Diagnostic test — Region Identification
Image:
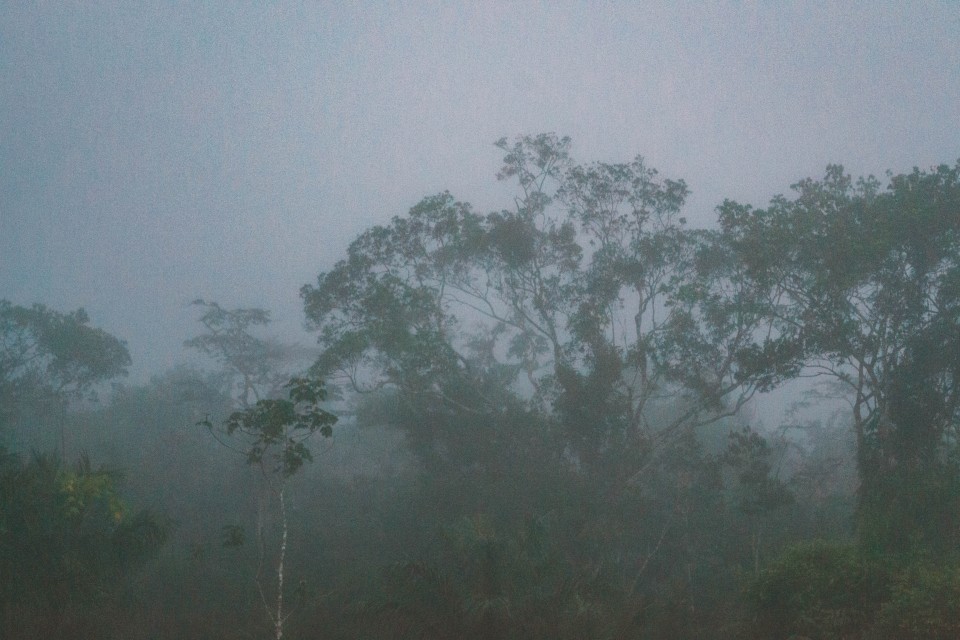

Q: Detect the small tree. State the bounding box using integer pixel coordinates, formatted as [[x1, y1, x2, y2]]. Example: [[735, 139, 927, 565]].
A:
[[722, 427, 794, 575], [199, 376, 336, 640]]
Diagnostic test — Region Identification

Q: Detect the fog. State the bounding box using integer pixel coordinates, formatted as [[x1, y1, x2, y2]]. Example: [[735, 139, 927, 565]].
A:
[[2, 3, 960, 639], [3, 3, 958, 382]]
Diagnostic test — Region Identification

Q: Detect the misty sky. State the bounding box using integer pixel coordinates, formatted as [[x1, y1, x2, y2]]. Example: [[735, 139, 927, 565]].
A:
[[2, 2, 959, 383]]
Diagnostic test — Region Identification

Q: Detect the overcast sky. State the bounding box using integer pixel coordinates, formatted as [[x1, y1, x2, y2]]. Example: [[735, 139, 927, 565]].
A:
[[2, 2, 959, 383]]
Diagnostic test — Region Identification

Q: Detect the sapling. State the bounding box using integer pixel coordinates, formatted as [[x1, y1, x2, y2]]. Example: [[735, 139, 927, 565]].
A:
[[199, 375, 336, 640]]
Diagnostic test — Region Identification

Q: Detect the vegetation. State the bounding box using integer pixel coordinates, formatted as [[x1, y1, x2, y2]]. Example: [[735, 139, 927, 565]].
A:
[[1, 137, 958, 638]]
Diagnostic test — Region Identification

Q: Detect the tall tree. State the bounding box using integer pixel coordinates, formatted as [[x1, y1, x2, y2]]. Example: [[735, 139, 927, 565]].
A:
[[719, 162, 960, 552], [302, 134, 772, 477], [299, 135, 781, 633]]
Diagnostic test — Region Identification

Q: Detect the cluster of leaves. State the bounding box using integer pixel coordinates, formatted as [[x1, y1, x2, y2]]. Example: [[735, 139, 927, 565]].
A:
[[872, 559, 960, 640], [201, 376, 337, 477], [723, 427, 793, 517], [0, 448, 168, 610], [746, 541, 888, 640]]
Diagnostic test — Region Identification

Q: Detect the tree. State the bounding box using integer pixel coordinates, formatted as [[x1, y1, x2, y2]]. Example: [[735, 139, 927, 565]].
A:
[[302, 134, 772, 480], [187, 300, 340, 636], [199, 376, 336, 640], [719, 161, 960, 553], [300, 134, 781, 634], [722, 427, 794, 575], [0, 301, 130, 452], [185, 299, 301, 408]]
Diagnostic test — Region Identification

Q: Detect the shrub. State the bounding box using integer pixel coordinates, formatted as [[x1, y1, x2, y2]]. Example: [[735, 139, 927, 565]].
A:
[[869, 560, 960, 640], [745, 540, 887, 640]]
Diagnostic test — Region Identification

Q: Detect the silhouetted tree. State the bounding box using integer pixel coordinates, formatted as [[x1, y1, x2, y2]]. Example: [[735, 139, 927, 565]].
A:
[[719, 161, 960, 553], [0, 300, 130, 452]]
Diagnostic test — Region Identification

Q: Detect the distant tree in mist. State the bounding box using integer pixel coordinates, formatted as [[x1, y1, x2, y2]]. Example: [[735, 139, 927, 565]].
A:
[[185, 299, 301, 408], [0, 300, 130, 457], [302, 133, 775, 480]]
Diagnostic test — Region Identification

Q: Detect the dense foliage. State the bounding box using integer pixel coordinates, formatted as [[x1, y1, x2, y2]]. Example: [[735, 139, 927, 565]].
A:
[[718, 162, 960, 555], [2, 140, 958, 638], [0, 449, 167, 636], [0, 301, 130, 444]]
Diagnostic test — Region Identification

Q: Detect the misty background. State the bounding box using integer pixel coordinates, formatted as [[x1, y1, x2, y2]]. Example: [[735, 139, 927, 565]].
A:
[[5, 4, 960, 639], [3, 2, 959, 386]]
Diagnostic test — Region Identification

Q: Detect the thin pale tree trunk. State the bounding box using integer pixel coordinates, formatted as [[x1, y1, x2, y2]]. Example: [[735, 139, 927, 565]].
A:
[[274, 485, 288, 640]]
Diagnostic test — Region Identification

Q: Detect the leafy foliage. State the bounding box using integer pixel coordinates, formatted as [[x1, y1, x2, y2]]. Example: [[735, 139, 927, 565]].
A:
[[720, 161, 960, 553], [0, 448, 168, 608], [872, 559, 960, 640], [203, 376, 336, 477], [746, 541, 888, 640], [0, 300, 130, 434]]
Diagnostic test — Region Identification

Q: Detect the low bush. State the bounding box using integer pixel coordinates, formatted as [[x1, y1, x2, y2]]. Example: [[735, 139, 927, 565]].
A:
[[745, 540, 887, 640]]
